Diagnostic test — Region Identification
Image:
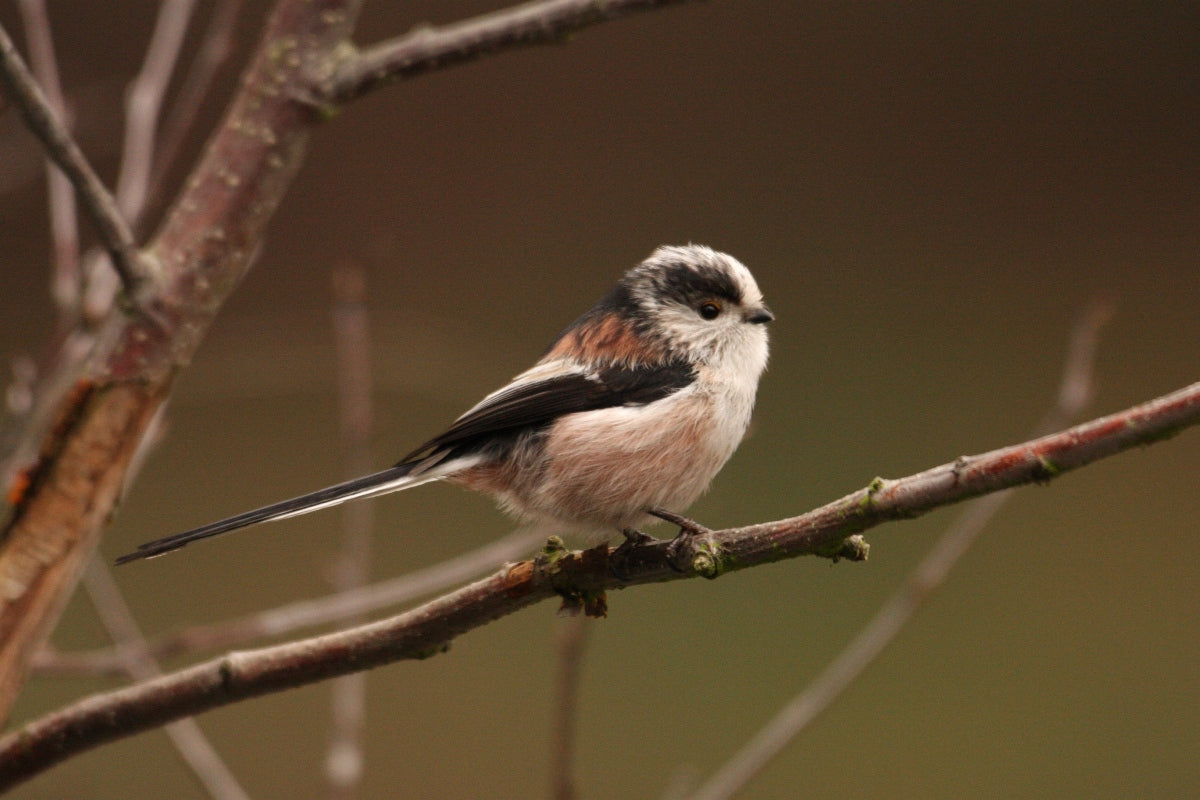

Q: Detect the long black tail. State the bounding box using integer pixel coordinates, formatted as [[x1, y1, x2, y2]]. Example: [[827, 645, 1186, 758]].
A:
[[115, 464, 421, 564]]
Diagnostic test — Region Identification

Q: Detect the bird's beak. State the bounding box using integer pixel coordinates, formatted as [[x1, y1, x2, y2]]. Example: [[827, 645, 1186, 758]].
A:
[[745, 305, 774, 325]]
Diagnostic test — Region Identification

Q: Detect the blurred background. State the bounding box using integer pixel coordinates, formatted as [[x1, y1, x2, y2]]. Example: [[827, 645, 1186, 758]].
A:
[[1, 1, 1197, 797]]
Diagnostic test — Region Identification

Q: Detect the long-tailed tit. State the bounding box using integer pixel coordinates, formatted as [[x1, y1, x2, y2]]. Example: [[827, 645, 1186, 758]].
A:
[[117, 244, 773, 565]]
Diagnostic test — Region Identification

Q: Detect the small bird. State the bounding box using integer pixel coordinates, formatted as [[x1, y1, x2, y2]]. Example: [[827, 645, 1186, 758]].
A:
[[116, 244, 772, 565]]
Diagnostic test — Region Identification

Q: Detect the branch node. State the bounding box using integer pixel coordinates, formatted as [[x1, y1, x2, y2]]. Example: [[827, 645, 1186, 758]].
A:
[[689, 539, 724, 579], [952, 455, 969, 481], [859, 477, 886, 510], [827, 535, 870, 563], [1032, 454, 1060, 483], [539, 538, 609, 618]]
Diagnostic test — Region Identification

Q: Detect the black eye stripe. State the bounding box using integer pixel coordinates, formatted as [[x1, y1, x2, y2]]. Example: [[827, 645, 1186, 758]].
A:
[[656, 262, 743, 308]]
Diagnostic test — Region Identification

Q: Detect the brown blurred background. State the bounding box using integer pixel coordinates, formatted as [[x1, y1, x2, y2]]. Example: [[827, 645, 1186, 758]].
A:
[[1, 1, 1197, 797]]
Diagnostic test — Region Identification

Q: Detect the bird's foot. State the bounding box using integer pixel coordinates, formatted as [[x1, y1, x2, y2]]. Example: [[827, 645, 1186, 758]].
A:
[[647, 507, 714, 573], [609, 528, 656, 579]]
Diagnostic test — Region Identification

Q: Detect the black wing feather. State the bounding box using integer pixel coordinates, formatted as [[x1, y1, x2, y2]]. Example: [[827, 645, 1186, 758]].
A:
[[398, 360, 695, 464]]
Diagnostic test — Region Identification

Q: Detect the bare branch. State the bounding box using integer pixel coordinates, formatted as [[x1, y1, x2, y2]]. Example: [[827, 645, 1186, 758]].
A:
[[326, 0, 703, 104], [115, 0, 197, 223], [685, 301, 1113, 800], [34, 527, 546, 676], [150, 0, 244, 200], [78, 0, 197, 321], [0, 21, 147, 297], [2, 379, 1197, 791], [15, 0, 80, 311], [81, 562, 250, 800], [324, 263, 375, 799], [550, 614, 590, 800]]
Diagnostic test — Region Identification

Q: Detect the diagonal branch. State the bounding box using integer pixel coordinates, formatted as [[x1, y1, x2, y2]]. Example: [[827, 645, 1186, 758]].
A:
[[33, 528, 545, 675], [326, 0, 703, 104], [1, 379, 1197, 791], [0, 21, 148, 298], [15, 0, 80, 312], [149, 0, 244, 204], [80, 561, 250, 800]]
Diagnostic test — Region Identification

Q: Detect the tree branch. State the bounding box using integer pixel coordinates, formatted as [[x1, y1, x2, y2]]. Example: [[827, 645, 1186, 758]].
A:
[[325, 0, 703, 105], [0, 0, 366, 728], [15, 0, 81, 312], [149, 0, 244, 206], [0, 21, 148, 298], [33, 527, 546, 676], [324, 263, 376, 798], [1, 379, 1197, 791], [550, 614, 590, 800]]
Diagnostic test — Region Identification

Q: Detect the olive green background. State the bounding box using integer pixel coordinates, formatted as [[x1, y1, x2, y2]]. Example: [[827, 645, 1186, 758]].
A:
[[1, 2, 1197, 797]]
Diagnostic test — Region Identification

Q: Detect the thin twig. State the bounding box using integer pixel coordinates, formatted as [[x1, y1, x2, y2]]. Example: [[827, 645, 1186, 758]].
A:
[[551, 614, 590, 800], [0, 21, 146, 297], [15, 0, 80, 313], [327, 0, 702, 104], [115, 0, 197, 222], [2, 378, 1198, 791], [149, 0, 244, 200], [34, 527, 546, 676], [81, 562, 250, 800], [324, 263, 375, 799], [81, 0, 196, 321], [684, 301, 1113, 800], [78, 401, 246, 799]]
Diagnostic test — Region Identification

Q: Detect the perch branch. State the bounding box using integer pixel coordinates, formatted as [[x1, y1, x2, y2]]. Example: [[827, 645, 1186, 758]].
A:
[[1, 378, 1197, 791]]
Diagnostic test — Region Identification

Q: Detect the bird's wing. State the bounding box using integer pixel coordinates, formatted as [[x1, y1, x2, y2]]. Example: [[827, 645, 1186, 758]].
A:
[[398, 359, 696, 464]]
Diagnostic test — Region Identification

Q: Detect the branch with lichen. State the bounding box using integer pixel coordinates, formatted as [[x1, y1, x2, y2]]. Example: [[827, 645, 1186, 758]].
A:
[[1, 378, 1197, 791]]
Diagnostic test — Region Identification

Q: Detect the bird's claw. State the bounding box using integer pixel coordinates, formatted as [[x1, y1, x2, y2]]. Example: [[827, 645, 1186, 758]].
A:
[[609, 511, 715, 578], [609, 528, 656, 579], [648, 508, 714, 573]]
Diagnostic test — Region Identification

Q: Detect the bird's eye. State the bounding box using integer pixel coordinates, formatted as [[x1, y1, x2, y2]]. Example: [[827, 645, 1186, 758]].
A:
[[698, 301, 722, 320]]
